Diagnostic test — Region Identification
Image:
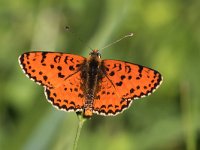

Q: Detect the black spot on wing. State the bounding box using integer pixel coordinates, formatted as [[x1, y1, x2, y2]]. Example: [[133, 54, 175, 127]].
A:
[[128, 76, 132, 80], [41, 52, 47, 63], [113, 63, 122, 71], [136, 77, 140, 80], [69, 66, 75, 71], [125, 65, 131, 73], [58, 72, 65, 78], [116, 81, 123, 86], [78, 93, 84, 98], [54, 55, 61, 63], [138, 66, 143, 77], [64, 99, 68, 103], [138, 65, 143, 74], [130, 88, 134, 93], [50, 64, 54, 68], [70, 101, 75, 106], [108, 104, 113, 108], [74, 88, 78, 92], [100, 105, 106, 109], [43, 76, 48, 81], [64, 56, 69, 64], [76, 64, 81, 68], [101, 91, 106, 95], [109, 71, 115, 76], [121, 75, 126, 80], [57, 66, 62, 71]]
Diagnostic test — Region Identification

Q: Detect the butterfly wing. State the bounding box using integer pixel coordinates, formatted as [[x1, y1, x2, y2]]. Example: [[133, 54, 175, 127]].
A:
[[19, 51, 86, 112], [93, 59, 163, 116], [93, 75, 133, 116]]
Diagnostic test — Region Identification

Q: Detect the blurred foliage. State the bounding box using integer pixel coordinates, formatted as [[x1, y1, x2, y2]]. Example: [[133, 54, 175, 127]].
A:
[[0, 0, 199, 150]]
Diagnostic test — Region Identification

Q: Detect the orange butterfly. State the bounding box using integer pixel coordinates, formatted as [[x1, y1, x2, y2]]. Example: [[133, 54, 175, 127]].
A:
[[19, 50, 163, 117]]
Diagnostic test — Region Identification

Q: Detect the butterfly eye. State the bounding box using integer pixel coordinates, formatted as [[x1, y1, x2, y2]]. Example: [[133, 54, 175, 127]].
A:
[[97, 52, 101, 58], [89, 50, 101, 58]]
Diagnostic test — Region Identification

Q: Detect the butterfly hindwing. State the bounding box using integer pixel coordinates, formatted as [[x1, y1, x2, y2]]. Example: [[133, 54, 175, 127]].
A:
[[45, 71, 85, 112], [93, 75, 132, 116]]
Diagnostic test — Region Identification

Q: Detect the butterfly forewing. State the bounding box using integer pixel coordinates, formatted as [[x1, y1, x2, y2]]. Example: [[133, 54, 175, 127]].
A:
[[19, 52, 86, 111], [103, 60, 162, 99]]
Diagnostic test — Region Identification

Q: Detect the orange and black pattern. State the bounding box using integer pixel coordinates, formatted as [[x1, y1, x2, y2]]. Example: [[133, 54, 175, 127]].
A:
[[19, 50, 163, 117]]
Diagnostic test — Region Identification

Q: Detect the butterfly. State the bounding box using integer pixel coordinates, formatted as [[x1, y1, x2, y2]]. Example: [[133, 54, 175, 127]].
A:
[[18, 50, 163, 117]]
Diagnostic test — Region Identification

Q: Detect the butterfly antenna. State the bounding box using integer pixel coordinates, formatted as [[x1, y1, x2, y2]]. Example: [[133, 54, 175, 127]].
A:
[[101, 32, 134, 50], [65, 26, 93, 50]]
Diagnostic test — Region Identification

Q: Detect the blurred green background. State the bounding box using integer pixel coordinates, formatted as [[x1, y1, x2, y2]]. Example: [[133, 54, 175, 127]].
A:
[[0, 0, 199, 150]]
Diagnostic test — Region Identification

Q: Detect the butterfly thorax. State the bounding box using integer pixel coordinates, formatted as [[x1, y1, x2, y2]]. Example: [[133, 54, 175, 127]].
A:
[[81, 50, 103, 117]]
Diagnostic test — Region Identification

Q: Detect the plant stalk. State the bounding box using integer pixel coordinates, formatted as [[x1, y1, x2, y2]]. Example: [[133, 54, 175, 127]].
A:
[[73, 113, 87, 150]]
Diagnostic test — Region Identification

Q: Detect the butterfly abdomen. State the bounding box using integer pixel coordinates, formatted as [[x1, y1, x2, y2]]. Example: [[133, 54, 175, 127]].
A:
[[80, 56, 102, 116]]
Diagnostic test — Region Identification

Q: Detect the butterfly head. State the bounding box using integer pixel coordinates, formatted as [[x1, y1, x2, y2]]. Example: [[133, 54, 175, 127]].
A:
[[89, 49, 101, 59]]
